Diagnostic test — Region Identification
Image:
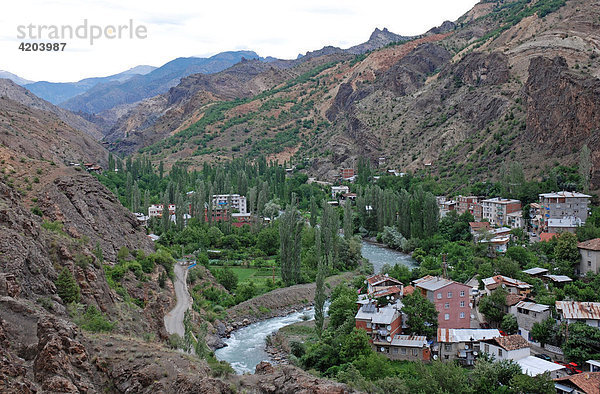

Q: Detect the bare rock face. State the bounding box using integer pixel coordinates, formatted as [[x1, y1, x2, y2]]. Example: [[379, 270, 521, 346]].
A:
[[40, 174, 154, 262], [452, 52, 510, 87], [523, 56, 600, 155], [0, 317, 36, 393], [33, 316, 94, 392], [242, 363, 350, 394]]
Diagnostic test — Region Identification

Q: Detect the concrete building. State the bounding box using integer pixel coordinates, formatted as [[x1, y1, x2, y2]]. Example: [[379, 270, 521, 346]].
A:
[[387, 335, 431, 362], [506, 211, 524, 229], [436, 328, 500, 365], [548, 217, 583, 234], [413, 276, 472, 329], [510, 301, 551, 344], [365, 274, 403, 296], [331, 185, 350, 199], [457, 196, 483, 220], [539, 191, 591, 231], [556, 301, 600, 328], [148, 204, 176, 218], [577, 238, 600, 275], [212, 194, 247, 214], [482, 275, 532, 296], [481, 198, 522, 227]]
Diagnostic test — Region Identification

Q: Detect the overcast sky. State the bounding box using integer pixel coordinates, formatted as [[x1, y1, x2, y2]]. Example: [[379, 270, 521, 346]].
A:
[[1, 0, 478, 82]]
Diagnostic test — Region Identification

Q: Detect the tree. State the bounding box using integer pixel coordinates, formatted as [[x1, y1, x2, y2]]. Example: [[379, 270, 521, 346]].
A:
[[554, 232, 580, 267], [314, 228, 326, 338], [279, 203, 303, 285], [343, 200, 353, 239], [510, 373, 555, 394], [257, 226, 279, 255], [531, 316, 560, 347], [215, 267, 238, 291], [310, 196, 318, 227], [471, 358, 521, 394], [55, 267, 81, 304], [500, 313, 518, 335], [563, 322, 600, 364], [580, 144, 592, 192], [401, 292, 438, 338], [479, 287, 507, 325], [263, 200, 281, 221]]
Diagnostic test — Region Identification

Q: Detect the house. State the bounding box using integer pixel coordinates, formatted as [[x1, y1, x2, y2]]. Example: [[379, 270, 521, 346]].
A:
[[506, 211, 524, 229], [436, 328, 500, 365], [510, 301, 551, 344], [413, 276, 472, 329], [457, 196, 483, 220], [440, 200, 458, 218], [212, 194, 247, 214], [341, 168, 355, 180], [548, 217, 583, 234], [539, 191, 591, 232], [556, 301, 600, 328], [587, 360, 600, 372], [555, 372, 600, 394], [148, 204, 176, 218], [522, 267, 549, 278], [331, 185, 350, 199], [482, 335, 567, 378], [133, 212, 149, 226], [543, 274, 573, 285], [482, 275, 532, 296], [481, 198, 522, 227], [386, 335, 431, 361], [231, 212, 252, 228], [341, 193, 357, 203], [477, 227, 512, 253], [577, 238, 600, 275], [529, 203, 543, 233], [365, 274, 403, 295], [469, 222, 491, 237]]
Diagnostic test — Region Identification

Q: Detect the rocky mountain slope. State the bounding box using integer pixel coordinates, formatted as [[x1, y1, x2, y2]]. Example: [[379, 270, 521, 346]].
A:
[[0, 70, 33, 86], [25, 65, 156, 105], [61, 51, 261, 117], [0, 79, 104, 139], [105, 0, 600, 189]]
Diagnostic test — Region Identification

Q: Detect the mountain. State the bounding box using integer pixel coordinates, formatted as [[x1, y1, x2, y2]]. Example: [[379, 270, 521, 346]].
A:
[[24, 65, 157, 105], [0, 78, 103, 139], [346, 27, 413, 54], [0, 70, 33, 85], [104, 0, 600, 189], [60, 50, 260, 116]]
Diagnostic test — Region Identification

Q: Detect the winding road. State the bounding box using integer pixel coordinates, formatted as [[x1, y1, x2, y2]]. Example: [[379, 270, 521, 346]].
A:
[[164, 263, 192, 337]]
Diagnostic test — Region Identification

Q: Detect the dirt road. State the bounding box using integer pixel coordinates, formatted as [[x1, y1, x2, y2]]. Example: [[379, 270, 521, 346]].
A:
[[164, 263, 191, 337]]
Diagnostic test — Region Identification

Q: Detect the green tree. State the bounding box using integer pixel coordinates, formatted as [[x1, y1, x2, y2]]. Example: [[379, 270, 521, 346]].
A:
[[554, 232, 580, 267], [479, 287, 507, 325], [563, 322, 600, 364], [500, 313, 518, 335], [310, 196, 318, 227], [343, 200, 353, 239], [314, 232, 326, 338], [215, 267, 238, 291], [510, 373, 555, 394], [401, 292, 438, 338], [531, 316, 559, 347], [279, 203, 303, 285], [339, 328, 371, 363], [55, 267, 81, 304], [471, 357, 521, 394]]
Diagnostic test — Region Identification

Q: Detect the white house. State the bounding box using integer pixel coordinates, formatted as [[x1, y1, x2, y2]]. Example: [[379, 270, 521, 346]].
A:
[[331, 185, 350, 199]]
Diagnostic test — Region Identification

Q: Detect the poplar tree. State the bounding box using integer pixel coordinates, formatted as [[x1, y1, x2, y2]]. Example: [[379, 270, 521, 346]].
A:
[[310, 196, 318, 227], [279, 203, 302, 285], [343, 200, 353, 239], [314, 256, 326, 337]]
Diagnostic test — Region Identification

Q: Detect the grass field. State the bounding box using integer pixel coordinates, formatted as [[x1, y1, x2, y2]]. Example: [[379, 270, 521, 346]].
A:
[[208, 265, 281, 285]]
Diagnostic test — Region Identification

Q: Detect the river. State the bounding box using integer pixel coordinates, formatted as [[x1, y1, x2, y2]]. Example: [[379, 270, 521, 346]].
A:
[[361, 241, 416, 273], [214, 241, 414, 373]]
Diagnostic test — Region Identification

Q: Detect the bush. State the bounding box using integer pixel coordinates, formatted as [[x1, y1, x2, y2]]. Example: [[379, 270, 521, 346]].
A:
[[78, 305, 115, 332], [55, 267, 81, 303]]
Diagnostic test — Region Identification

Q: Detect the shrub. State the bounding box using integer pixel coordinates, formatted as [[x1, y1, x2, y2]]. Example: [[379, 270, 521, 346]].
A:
[[55, 267, 81, 303]]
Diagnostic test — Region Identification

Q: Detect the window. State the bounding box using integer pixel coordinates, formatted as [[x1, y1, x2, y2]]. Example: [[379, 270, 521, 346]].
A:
[[393, 348, 398, 354], [437, 292, 442, 299], [366, 322, 371, 328], [589, 261, 592, 268], [460, 291, 465, 297], [447, 291, 453, 298], [445, 303, 450, 309], [460, 301, 466, 307], [412, 349, 418, 356], [498, 349, 503, 357], [444, 344, 451, 351], [484, 344, 489, 353], [401, 348, 407, 355], [444, 313, 450, 321], [460, 312, 465, 319]]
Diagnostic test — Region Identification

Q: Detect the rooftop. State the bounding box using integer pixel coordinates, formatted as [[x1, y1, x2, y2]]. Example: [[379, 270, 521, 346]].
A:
[[482, 197, 521, 204], [522, 267, 549, 276], [578, 238, 600, 251], [482, 275, 532, 290], [413, 276, 470, 292], [469, 222, 491, 231], [482, 334, 530, 351], [366, 274, 403, 287], [554, 372, 600, 394], [515, 301, 550, 313], [437, 328, 501, 343], [390, 335, 428, 348], [539, 191, 591, 199], [543, 274, 573, 283], [556, 301, 600, 320], [506, 294, 525, 306], [355, 302, 400, 325], [515, 356, 565, 377], [540, 232, 558, 242]]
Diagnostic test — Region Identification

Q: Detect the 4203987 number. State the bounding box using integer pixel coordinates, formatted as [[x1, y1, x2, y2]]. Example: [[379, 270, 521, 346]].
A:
[[18, 42, 66, 51]]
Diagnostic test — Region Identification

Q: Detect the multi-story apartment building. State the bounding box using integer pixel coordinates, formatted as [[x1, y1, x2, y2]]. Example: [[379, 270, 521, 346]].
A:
[[457, 196, 483, 220], [481, 198, 521, 227], [539, 191, 591, 231], [212, 194, 247, 214], [148, 204, 176, 218], [413, 276, 473, 329]]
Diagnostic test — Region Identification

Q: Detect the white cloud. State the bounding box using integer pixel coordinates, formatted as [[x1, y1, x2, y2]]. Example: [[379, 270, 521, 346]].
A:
[[0, 0, 479, 82]]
